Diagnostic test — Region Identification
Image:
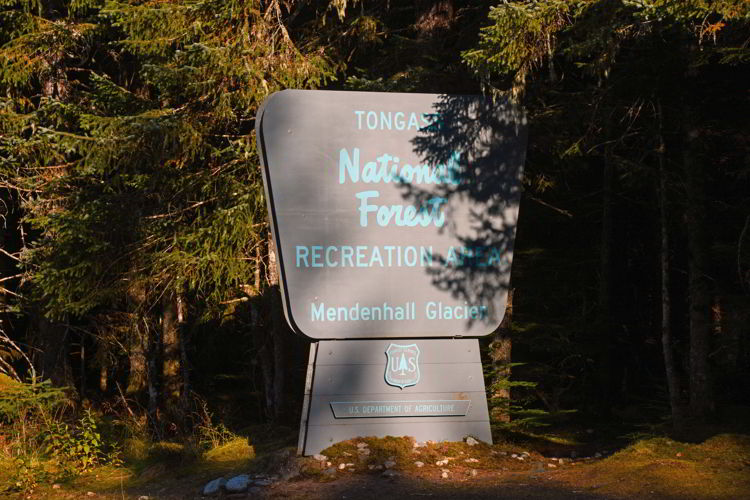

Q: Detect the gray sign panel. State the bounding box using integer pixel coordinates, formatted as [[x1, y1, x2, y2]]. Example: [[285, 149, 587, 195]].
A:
[[257, 90, 526, 339]]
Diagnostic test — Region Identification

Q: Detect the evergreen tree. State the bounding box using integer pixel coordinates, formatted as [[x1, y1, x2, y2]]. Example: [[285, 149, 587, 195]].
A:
[[463, 0, 750, 424], [1, 0, 334, 427]]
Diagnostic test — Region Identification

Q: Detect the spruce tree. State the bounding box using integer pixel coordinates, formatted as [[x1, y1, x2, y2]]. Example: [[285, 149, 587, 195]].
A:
[[1, 0, 334, 425]]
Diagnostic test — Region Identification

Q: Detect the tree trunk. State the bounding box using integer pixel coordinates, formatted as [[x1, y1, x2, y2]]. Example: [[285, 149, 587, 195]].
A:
[[265, 236, 286, 420], [683, 119, 714, 421], [95, 337, 110, 394], [491, 288, 514, 423], [598, 145, 618, 405], [99, 363, 108, 393], [267, 233, 279, 286], [126, 325, 147, 395], [177, 293, 190, 409], [657, 100, 684, 428], [600, 149, 613, 326], [126, 273, 148, 395], [162, 292, 181, 413], [147, 322, 161, 435], [255, 240, 263, 293], [79, 332, 86, 398], [30, 313, 74, 389], [270, 287, 286, 420]]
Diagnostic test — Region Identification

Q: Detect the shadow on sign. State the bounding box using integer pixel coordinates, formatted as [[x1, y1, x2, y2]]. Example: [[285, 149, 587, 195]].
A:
[[403, 95, 527, 328]]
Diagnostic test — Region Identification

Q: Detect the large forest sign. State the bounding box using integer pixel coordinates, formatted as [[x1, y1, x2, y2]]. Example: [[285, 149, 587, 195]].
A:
[[256, 90, 527, 340], [256, 90, 527, 454]]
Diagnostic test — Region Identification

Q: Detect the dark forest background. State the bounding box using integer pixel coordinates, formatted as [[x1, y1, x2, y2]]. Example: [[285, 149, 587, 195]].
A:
[[1, 0, 749, 481]]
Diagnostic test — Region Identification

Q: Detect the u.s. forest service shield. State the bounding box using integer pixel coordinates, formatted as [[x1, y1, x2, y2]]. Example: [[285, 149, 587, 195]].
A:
[[384, 343, 421, 389]]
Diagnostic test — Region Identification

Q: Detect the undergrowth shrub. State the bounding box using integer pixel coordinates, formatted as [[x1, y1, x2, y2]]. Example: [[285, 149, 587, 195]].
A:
[[0, 377, 121, 494], [484, 361, 557, 432], [42, 409, 122, 474], [0, 375, 68, 457], [191, 394, 239, 450]]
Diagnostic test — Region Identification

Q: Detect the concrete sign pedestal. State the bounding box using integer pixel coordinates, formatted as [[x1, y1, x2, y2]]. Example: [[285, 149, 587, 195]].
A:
[[298, 338, 491, 455]]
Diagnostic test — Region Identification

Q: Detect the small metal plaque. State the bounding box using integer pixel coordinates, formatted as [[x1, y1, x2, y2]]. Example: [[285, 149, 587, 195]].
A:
[[330, 400, 471, 418]]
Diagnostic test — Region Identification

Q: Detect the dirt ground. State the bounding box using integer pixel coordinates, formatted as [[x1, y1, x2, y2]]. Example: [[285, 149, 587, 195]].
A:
[[10, 434, 750, 500], [29, 461, 750, 500]]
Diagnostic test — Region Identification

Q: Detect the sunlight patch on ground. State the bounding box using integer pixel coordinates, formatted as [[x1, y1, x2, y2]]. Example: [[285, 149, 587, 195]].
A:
[[556, 434, 750, 499]]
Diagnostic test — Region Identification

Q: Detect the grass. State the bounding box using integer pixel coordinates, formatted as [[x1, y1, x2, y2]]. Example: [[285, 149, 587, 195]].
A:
[[0, 433, 257, 498], [555, 433, 750, 499], [2, 427, 749, 499]]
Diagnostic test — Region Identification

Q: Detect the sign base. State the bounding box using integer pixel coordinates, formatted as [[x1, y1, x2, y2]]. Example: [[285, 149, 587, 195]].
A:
[[298, 339, 492, 456]]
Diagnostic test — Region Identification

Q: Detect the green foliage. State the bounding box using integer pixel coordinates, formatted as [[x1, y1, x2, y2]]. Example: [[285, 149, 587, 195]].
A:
[[190, 394, 239, 450], [202, 437, 254, 463], [42, 410, 119, 473], [0, 377, 67, 435], [0, 0, 748, 467], [0, 0, 336, 323], [485, 361, 554, 431], [7, 455, 50, 495], [0, 376, 123, 493], [463, 0, 750, 91], [463, 0, 572, 89]]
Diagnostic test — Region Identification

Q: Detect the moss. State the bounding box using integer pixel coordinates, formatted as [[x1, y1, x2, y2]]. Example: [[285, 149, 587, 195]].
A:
[[122, 438, 149, 463], [147, 441, 187, 462], [0, 373, 21, 391], [320, 436, 518, 473], [557, 433, 750, 499], [203, 437, 255, 463], [0, 458, 13, 489], [71, 465, 134, 491], [322, 435, 416, 468]]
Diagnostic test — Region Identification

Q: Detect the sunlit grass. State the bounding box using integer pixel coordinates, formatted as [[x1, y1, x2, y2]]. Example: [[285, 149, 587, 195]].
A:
[[558, 434, 750, 499]]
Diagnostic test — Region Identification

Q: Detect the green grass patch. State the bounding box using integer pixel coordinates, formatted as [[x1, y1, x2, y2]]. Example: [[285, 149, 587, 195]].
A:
[[567, 433, 750, 499], [203, 437, 254, 464]]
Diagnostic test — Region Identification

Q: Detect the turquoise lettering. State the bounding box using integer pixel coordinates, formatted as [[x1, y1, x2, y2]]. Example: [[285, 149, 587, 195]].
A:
[[408, 112, 419, 129], [356, 190, 380, 227], [296, 246, 309, 267], [325, 246, 338, 267], [356, 246, 367, 267], [341, 246, 354, 267], [312, 303, 324, 321], [339, 148, 360, 183], [369, 246, 383, 267], [311, 246, 323, 267], [394, 112, 405, 130], [379, 111, 392, 130]]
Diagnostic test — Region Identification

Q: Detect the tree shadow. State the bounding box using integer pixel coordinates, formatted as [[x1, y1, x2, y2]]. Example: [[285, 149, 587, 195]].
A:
[[401, 94, 527, 328]]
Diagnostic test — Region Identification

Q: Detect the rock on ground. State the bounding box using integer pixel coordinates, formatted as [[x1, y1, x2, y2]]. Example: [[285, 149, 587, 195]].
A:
[[202, 478, 225, 496], [225, 474, 251, 493]]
